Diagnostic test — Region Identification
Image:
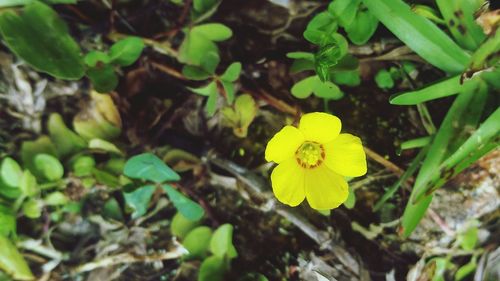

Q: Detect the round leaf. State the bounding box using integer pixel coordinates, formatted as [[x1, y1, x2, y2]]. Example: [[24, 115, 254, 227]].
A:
[[109, 37, 145, 67], [33, 154, 64, 182], [123, 153, 180, 183]]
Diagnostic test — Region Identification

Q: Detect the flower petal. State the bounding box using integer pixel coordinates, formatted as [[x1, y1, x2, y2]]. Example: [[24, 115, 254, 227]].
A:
[[265, 125, 304, 163], [299, 112, 341, 143], [270, 158, 306, 207], [305, 166, 348, 210], [324, 134, 367, 177]]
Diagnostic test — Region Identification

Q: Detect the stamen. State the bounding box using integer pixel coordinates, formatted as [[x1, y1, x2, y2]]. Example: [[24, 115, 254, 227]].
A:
[[295, 142, 325, 169]]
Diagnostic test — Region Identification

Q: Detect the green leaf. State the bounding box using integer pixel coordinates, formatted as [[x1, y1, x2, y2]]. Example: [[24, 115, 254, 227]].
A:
[[198, 256, 226, 281], [0, 158, 22, 188], [401, 79, 487, 237], [71, 155, 95, 177], [313, 79, 343, 100], [84, 51, 111, 67], [0, 1, 84, 79], [20, 136, 58, 179], [468, 30, 500, 73], [171, 212, 201, 239], [221, 94, 257, 137], [92, 168, 120, 187], [390, 75, 462, 105], [33, 154, 64, 182], [375, 69, 394, 89], [193, 0, 218, 14], [124, 185, 156, 219], [179, 31, 218, 66], [103, 198, 124, 221], [290, 59, 315, 73], [0, 205, 16, 237], [329, 0, 361, 27], [454, 256, 477, 281], [286, 52, 314, 60], [188, 81, 217, 97], [182, 65, 211, 81], [306, 11, 338, 35], [362, 0, 470, 73], [344, 185, 355, 209], [291, 76, 316, 99], [88, 138, 123, 155], [192, 23, 232, 42], [87, 64, 119, 93], [162, 184, 204, 221], [183, 226, 213, 259], [431, 258, 448, 281], [398, 136, 431, 155], [47, 113, 87, 158], [210, 223, 237, 259], [22, 198, 41, 219], [44, 191, 68, 206], [458, 224, 478, 251], [436, 0, 485, 51], [0, 235, 34, 281], [200, 51, 220, 74], [331, 70, 360, 86], [123, 153, 180, 183], [19, 170, 38, 197], [109, 37, 145, 67], [221, 80, 235, 104], [345, 7, 379, 45], [220, 62, 242, 82], [205, 90, 218, 116]]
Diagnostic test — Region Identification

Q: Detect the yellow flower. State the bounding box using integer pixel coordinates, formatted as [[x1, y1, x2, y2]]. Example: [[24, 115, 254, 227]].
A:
[[265, 112, 367, 210]]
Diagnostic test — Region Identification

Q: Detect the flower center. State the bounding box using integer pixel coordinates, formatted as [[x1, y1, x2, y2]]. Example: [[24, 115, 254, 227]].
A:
[[295, 142, 325, 169]]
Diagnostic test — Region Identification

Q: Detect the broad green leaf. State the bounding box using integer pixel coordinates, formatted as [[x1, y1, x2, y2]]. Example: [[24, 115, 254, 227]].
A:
[[0, 1, 84, 79], [363, 0, 470, 73], [290, 59, 315, 73], [188, 81, 217, 97], [183, 226, 213, 259], [431, 258, 448, 281], [171, 212, 201, 239], [88, 138, 123, 155], [329, 0, 361, 27], [84, 51, 111, 67], [201, 52, 220, 74], [92, 168, 120, 187], [220, 62, 242, 82], [87, 64, 119, 93], [192, 23, 232, 42], [162, 184, 204, 221], [33, 154, 64, 182], [210, 223, 237, 258], [345, 7, 379, 45], [71, 155, 96, 177], [291, 76, 316, 98], [103, 158, 125, 175], [198, 255, 226, 281], [44, 191, 68, 206], [375, 69, 394, 89], [0, 205, 16, 237], [103, 198, 124, 221], [313, 79, 343, 100], [306, 11, 337, 34], [0, 158, 22, 188], [458, 224, 478, 251], [19, 170, 38, 197], [47, 113, 87, 158], [22, 198, 41, 219], [331, 70, 360, 86], [0, 235, 34, 281], [20, 136, 58, 179], [182, 65, 211, 81], [124, 153, 180, 183], [390, 75, 462, 105], [221, 94, 257, 137], [436, 0, 485, 51], [109, 37, 145, 66], [124, 185, 156, 219], [179, 31, 218, 66], [401, 79, 487, 237]]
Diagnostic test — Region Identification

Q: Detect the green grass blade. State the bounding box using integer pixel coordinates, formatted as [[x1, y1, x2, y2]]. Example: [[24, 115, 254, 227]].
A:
[[390, 75, 462, 105], [363, 0, 469, 73]]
